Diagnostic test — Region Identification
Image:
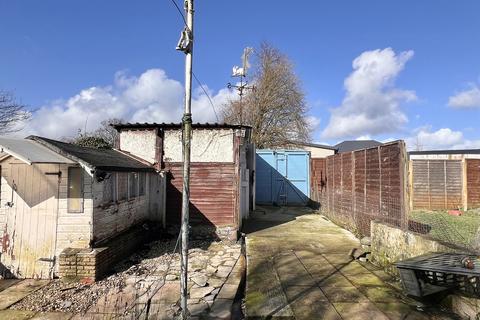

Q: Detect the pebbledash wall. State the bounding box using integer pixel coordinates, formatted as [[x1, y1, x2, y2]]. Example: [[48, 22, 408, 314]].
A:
[[117, 125, 252, 240]]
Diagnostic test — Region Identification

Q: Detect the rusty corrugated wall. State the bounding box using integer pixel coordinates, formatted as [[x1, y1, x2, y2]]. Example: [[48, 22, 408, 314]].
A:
[[165, 163, 236, 227]]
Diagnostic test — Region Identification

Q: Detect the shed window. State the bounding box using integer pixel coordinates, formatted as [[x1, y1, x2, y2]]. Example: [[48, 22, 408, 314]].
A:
[[103, 173, 117, 204], [68, 167, 84, 213], [139, 172, 146, 196], [117, 172, 128, 201], [129, 172, 139, 199]]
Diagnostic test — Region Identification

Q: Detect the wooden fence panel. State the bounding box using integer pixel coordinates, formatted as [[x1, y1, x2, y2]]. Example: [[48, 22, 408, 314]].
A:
[[323, 141, 407, 236], [411, 160, 462, 210], [467, 159, 480, 208]]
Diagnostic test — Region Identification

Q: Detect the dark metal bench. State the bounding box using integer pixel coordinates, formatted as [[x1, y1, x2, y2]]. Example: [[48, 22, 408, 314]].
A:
[[396, 253, 480, 297]]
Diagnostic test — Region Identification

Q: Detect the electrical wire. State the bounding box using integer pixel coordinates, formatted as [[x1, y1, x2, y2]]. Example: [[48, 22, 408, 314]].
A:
[[193, 72, 220, 122], [169, 0, 188, 27]]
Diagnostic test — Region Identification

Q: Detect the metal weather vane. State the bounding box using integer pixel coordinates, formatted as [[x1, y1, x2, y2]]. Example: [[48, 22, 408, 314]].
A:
[[227, 47, 255, 125]]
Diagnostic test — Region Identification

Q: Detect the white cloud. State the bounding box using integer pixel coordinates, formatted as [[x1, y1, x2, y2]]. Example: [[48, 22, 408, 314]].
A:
[[306, 115, 321, 131], [15, 69, 236, 139], [356, 135, 372, 140], [448, 84, 480, 108], [322, 48, 416, 140], [406, 127, 480, 151]]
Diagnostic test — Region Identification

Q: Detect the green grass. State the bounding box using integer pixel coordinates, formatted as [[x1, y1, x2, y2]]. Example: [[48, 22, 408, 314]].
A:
[[410, 209, 480, 249]]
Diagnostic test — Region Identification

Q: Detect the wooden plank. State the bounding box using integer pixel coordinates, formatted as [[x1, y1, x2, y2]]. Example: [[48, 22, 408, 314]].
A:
[[467, 159, 480, 208]]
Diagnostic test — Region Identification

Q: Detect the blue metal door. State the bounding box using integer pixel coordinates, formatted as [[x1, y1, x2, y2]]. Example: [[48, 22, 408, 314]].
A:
[[256, 150, 310, 206]]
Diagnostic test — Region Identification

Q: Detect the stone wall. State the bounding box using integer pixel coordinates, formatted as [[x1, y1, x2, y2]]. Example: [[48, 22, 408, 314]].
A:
[[370, 220, 458, 275], [59, 223, 155, 281], [370, 221, 480, 319]]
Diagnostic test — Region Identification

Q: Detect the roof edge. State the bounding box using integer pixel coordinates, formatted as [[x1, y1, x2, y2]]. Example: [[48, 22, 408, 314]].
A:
[[27, 135, 92, 171], [409, 149, 480, 155], [285, 140, 337, 151], [112, 122, 253, 131]]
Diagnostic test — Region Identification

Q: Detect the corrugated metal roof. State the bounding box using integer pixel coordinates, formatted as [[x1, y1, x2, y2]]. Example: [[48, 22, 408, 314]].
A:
[[0, 137, 75, 164], [113, 122, 252, 130], [29, 136, 155, 172]]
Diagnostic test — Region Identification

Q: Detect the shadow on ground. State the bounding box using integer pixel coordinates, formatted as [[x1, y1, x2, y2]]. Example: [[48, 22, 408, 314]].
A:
[[244, 206, 461, 320]]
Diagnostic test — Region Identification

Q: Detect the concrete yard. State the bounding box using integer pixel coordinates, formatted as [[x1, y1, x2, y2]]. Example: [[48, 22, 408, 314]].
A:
[[244, 206, 459, 320]]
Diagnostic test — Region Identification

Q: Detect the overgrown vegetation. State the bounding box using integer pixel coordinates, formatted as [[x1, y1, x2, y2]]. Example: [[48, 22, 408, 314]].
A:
[[68, 118, 123, 149], [410, 209, 480, 249]]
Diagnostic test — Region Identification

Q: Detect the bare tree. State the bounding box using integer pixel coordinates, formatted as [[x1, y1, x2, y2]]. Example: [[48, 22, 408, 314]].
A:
[[0, 92, 31, 134], [93, 118, 123, 147], [223, 43, 311, 148], [67, 118, 124, 149]]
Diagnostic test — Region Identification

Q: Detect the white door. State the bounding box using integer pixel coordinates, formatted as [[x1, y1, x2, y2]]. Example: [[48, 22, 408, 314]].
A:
[[1, 162, 60, 279]]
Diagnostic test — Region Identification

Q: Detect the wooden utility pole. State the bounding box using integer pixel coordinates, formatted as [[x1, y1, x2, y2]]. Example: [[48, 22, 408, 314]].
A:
[[176, 0, 194, 318]]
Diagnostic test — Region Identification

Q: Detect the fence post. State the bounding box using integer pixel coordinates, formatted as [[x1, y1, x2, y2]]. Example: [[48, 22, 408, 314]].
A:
[[378, 146, 382, 216], [462, 157, 468, 210], [400, 141, 410, 230], [408, 159, 413, 212], [352, 151, 356, 233]]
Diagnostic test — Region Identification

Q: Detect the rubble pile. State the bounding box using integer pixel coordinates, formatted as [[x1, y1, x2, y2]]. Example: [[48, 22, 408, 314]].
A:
[[11, 238, 242, 315]]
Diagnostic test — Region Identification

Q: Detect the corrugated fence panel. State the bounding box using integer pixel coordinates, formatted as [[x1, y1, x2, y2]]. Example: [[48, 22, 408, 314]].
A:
[[467, 159, 480, 208], [165, 163, 235, 226]]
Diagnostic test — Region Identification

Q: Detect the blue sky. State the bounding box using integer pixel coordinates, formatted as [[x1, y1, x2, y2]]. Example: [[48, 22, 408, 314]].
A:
[[1, 0, 480, 149]]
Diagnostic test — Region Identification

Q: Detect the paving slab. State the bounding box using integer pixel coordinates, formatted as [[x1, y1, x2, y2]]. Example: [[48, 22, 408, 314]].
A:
[[0, 280, 49, 310], [321, 285, 368, 302], [0, 309, 36, 320], [0, 279, 21, 293], [244, 206, 454, 320], [30, 312, 74, 320], [374, 302, 430, 320], [333, 302, 390, 320], [284, 285, 328, 303]]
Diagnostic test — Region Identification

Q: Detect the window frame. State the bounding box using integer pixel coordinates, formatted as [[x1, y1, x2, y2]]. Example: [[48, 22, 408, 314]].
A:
[[139, 172, 146, 197], [128, 172, 139, 200], [117, 172, 128, 202], [103, 172, 117, 205], [67, 166, 84, 213]]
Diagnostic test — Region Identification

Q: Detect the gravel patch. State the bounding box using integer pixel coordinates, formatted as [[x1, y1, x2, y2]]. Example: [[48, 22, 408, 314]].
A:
[[10, 238, 241, 315]]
